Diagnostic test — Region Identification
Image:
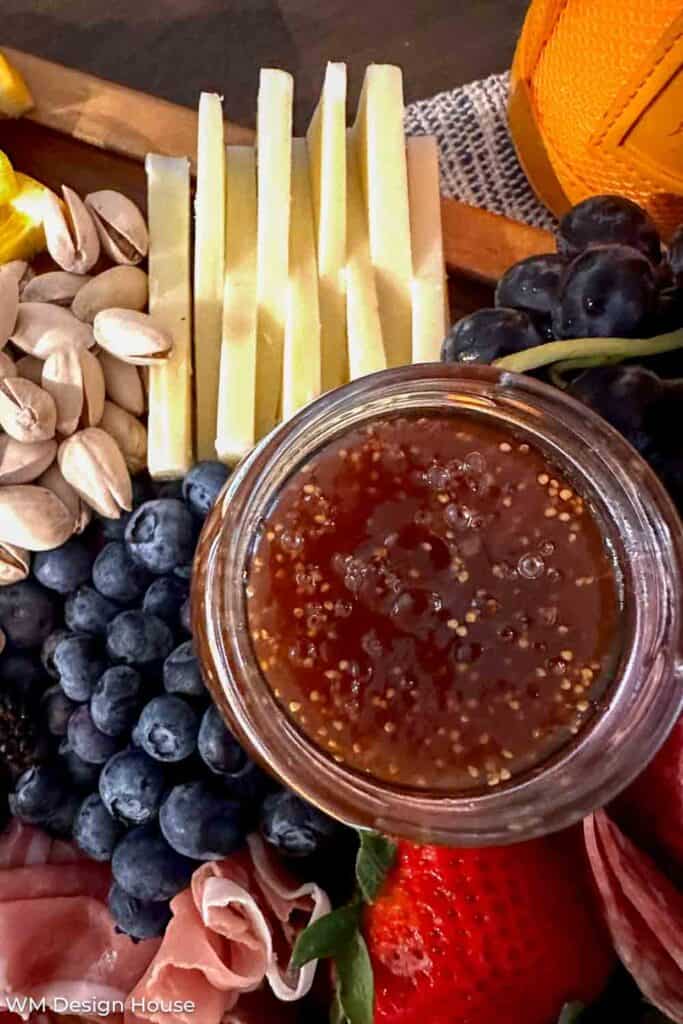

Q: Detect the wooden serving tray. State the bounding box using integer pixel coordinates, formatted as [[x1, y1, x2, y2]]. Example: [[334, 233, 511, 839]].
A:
[[0, 47, 555, 316]]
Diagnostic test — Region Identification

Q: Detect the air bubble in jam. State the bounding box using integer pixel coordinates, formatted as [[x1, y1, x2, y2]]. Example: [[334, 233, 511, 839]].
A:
[[246, 413, 620, 792]]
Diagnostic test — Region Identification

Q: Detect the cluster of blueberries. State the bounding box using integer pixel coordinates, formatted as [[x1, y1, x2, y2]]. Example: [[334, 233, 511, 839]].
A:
[[441, 195, 683, 509], [0, 462, 340, 940]]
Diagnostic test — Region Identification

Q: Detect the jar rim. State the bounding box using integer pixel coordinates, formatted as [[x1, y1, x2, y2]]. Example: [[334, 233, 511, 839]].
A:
[[198, 364, 683, 844]]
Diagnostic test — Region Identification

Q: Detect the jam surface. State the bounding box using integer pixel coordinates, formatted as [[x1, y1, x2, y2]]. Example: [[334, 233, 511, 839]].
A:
[[246, 414, 620, 791]]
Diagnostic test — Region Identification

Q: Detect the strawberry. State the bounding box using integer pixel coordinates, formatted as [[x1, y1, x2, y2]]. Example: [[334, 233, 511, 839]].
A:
[[364, 832, 614, 1024]]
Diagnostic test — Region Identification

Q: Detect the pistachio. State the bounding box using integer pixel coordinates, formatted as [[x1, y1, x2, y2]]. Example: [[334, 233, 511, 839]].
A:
[[93, 308, 172, 365], [41, 346, 83, 436], [0, 435, 57, 484], [0, 261, 33, 294], [11, 303, 95, 359], [0, 485, 75, 551], [0, 377, 57, 442], [97, 349, 146, 416], [79, 348, 106, 427], [85, 190, 148, 266], [42, 185, 100, 274], [38, 462, 92, 534], [0, 271, 19, 349], [0, 351, 17, 381], [72, 266, 148, 323], [15, 354, 43, 386], [58, 427, 132, 518], [99, 400, 148, 475], [22, 271, 91, 307], [0, 542, 30, 586]]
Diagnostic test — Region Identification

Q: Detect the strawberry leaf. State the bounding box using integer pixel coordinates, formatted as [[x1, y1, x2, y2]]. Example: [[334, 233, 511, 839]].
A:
[[291, 902, 361, 968], [558, 1004, 584, 1024], [356, 830, 396, 903], [335, 931, 374, 1024]]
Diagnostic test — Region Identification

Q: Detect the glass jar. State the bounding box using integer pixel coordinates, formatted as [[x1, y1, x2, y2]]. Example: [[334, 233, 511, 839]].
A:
[[192, 364, 683, 845]]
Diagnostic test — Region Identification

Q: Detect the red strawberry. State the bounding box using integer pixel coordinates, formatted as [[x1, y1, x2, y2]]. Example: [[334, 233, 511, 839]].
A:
[[364, 832, 614, 1024]]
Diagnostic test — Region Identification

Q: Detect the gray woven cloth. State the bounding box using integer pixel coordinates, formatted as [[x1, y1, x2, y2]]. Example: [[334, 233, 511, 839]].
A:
[[405, 71, 557, 232]]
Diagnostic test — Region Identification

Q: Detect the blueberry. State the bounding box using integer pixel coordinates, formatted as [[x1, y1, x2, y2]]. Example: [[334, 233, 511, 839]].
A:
[[9, 764, 67, 825], [180, 597, 192, 634], [155, 480, 184, 500], [0, 652, 46, 697], [33, 537, 93, 595], [668, 225, 683, 286], [54, 634, 106, 702], [92, 542, 152, 603], [569, 365, 663, 454], [260, 790, 341, 858], [41, 686, 77, 737], [106, 610, 174, 665], [160, 781, 244, 860], [0, 579, 55, 649], [73, 794, 123, 861], [133, 696, 199, 762], [143, 576, 189, 629], [58, 741, 102, 791], [43, 791, 81, 837], [90, 666, 141, 737], [125, 499, 197, 574], [552, 245, 656, 340], [182, 462, 230, 519], [441, 308, 542, 365], [108, 882, 172, 939], [218, 759, 271, 806], [65, 585, 120, 636], [67, 706, 119, 764], [173, 563, 193, 580], [198, 705, 246, 776], [112, 824, 195, 901], [41, 628, 71, 680], [163, 642, 204, 697], [495, 253, 566, 319], [99, 749, 166, 825], [558, 195, 661, 264], [94, 477, 155, 542]]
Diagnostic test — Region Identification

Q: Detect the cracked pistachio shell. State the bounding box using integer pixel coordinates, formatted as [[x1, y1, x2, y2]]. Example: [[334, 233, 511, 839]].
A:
[[0, 542, 30, 586], [0, 435, 57, 484], [72, 266, 148, 323], [11, 303, 95, 359], [0, 377, 57, 442], [93, 308, 172, 365], [42, 185, 100, 274], [41, 346, 83, 436], [0, 272, 19, 349], [15, 354, 43, 386], [22, 271, 91, 306], [0, 351, 17, 381], [58, 426, 132, 518], [0, 261, 32, 293], [84, 190, 148, 266], [37, 462, 91, 534], [0, 485, 75, 551], [99, 400, 147, 475], [97, 349, 146, 416]]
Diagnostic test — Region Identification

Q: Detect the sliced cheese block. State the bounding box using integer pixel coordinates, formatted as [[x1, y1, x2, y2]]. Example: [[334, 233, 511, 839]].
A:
[[352, 64, 413, 367], [216, 146, 258, 465], [193, 92, 226, 459], [145, 154, 193, 479], [282, 139, 322, 420], [346, 132, 386, 379], [255, 69, 293, 438], [407, 135, 449, 362], [306, 62, 347, 391]]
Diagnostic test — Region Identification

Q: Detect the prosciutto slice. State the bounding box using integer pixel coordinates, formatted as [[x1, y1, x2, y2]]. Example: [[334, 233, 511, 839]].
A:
[[127, 834, 330, 1024], [584, 810, 683, 1023]]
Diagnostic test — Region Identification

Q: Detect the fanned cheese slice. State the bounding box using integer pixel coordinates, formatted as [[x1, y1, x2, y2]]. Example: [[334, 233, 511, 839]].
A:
[[193, 92, 225, 459], [216, 146, 258, 464], [352, 64, 412, 367], [282, 140, 322, 419], [407, 135, 449, 362], [145, 155, 193, 479], [346, 132, 386, 379], [255, 69, 293, 438], [306, 62, 347, 391]]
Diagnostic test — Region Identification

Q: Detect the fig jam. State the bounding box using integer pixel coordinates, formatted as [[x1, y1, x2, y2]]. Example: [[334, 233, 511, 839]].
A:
[[246, 413, 620, 792]]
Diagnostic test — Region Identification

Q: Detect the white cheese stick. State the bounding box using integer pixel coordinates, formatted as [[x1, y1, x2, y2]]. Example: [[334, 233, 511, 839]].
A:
[[145, 154, 193, 479], [352, 64, 413, 367], [216, 146, 258, 464], [255, 69, 293, 438], [346, 132, 386, 379], [407, 135, 449, 362], [306, 62, 347, 391], [282, 139, 322, 420], [193, 92, 226, 460]]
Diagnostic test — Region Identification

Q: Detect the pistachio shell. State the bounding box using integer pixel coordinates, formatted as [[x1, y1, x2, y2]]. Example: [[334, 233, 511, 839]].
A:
[[11, 303, 95, 359], [0, 272, 19, 349], [41, 346, 83, 436], [37, 462, 91, 534], [72, 266, 148, 323], [58, 427, 132, 518], [79, 348, 106, 427], [0, 435, 57, 484], [0, 542, 30, 586], [15, 354, 43, 385], [0, 377, 57, 442], [0, 485, 75, 551], [97, 349, 146, 416], [84, 190, 148, 266], [99, 400, 147, 474], [43, 185, 101, 274], [22, 271, 91, 306], [0, 351, 17, 381], [0, 261, 33, 294], [93, 308, 172, 365]]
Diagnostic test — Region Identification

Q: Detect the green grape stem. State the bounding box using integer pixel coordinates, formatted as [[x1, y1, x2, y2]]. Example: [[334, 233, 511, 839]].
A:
[[493, 328, 683, 374]]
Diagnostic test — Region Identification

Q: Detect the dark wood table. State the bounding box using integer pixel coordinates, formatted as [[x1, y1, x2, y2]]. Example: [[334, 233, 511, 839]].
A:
[[2, 0, 528, 130]]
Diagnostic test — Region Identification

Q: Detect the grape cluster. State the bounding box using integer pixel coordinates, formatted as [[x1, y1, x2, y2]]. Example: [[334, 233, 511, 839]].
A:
[[0, 462, 343, 940]]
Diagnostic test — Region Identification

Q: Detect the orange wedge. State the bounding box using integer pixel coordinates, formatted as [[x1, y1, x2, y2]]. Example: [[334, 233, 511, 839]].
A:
[[0, 172, 53, 262], [0, 51, 34, 117]]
